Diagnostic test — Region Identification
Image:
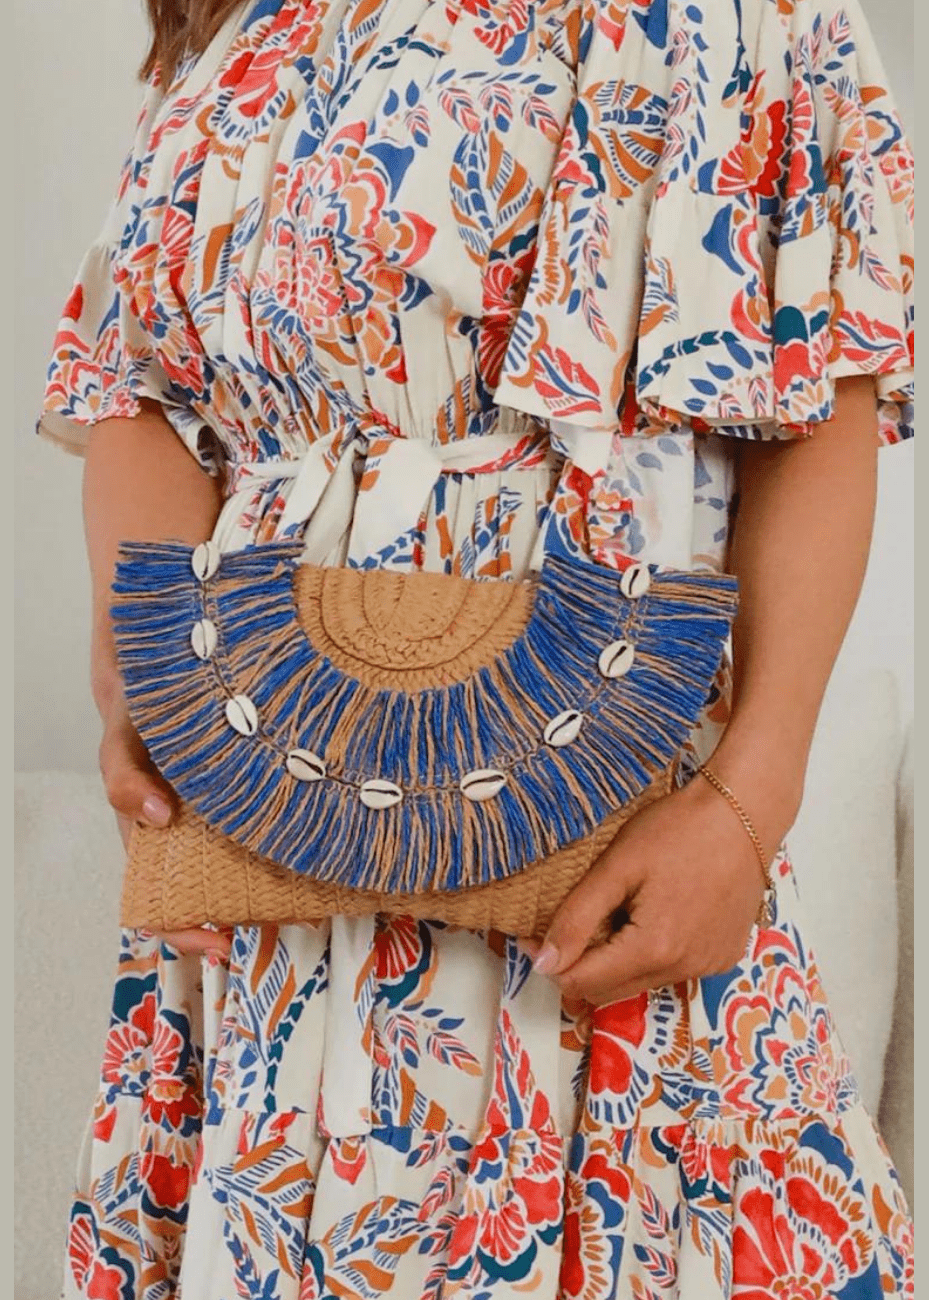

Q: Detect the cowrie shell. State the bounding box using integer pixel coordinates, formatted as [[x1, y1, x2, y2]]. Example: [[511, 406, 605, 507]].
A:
[[360, 779, 403, 810], [544, 709, 584, 748], [620, 563, 650, 599], [460, 768, 507, 802], [286, 748, 327, 782], [598, 640, 636, 679], [192, 540, 220, 582], [225, 693, 258, 736], [190, 618, 218, 661]]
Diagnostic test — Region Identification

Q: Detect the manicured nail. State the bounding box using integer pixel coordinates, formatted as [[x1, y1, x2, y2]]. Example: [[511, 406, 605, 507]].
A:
[[532, 941, 560, 976], [206, 948, 228, 967], [142, 796, 171, 827]]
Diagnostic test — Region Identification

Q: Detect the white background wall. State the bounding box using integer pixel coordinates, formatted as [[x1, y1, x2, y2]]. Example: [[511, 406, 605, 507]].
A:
[[14, 0, 914, 775]]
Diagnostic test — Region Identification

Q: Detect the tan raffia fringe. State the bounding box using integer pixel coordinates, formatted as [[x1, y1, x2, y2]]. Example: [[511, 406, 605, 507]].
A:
[[120, 766, 675, 942]]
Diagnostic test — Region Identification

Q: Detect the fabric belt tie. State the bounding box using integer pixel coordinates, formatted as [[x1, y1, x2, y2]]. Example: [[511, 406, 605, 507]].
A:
[[210, 418, 613, 563]]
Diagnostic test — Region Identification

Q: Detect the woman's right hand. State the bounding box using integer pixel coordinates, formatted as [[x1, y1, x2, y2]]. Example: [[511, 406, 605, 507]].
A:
[[99, 678, 232, 962]]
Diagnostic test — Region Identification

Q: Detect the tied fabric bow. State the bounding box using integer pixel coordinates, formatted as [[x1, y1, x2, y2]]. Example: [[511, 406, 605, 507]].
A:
[[211, 411, 621, 567]]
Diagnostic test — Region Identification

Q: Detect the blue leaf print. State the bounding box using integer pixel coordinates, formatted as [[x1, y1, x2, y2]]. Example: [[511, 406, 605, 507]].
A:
[[724, 337, 755, 368]]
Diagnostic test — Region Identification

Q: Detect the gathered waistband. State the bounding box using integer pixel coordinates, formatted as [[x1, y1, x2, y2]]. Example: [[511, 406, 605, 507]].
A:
[[210, 418, 614, 561]]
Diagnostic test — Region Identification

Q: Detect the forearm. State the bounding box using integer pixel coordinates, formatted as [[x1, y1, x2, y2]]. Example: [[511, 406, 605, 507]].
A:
[[83, 400, 224, 716], [708, 374, 880, 852]]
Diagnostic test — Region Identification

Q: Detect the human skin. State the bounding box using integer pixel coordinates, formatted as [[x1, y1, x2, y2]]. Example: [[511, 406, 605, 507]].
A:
[[83, 376, 880, 988], [84, 398, 227, 960]]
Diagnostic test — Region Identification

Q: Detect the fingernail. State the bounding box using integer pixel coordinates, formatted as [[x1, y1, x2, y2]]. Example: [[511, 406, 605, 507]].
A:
[[142, 796, 171, 827], [532, 941, 560, 976], [206, 948, 228, 967]]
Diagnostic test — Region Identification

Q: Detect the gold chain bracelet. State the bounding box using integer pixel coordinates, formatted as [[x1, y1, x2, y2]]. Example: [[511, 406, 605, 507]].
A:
[[696, 764, 776, 927]]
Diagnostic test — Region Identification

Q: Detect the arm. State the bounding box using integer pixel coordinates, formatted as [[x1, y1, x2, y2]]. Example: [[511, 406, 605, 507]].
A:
[[84, 399, 224, 721], [528, 375, 882, 998], [83, 400, 229, 957], [710, 373, 879, 853]]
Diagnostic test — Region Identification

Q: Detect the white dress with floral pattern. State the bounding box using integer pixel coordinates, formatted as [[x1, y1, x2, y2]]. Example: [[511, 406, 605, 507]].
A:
[[39, 0, 914, 1294]]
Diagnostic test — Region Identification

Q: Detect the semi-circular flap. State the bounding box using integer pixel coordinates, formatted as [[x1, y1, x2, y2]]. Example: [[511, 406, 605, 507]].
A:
[[111, 541, 738, 894]]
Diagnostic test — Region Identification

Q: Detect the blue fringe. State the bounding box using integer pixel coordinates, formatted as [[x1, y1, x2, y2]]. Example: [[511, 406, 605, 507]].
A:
[[111, 540, 739, 893]]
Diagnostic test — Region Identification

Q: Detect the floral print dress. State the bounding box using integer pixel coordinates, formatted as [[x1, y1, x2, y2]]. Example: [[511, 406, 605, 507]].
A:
[[38, 0, 915, 1295]]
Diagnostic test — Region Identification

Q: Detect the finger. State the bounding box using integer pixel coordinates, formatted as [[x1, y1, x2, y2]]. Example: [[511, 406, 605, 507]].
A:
[[552, 917, 670, 1003], [116, 811, 135, 852], [150, 928, 233, 959], [575, 964, 683, 1008], [100, 717, 175, 828], [532, 849, 640, 977]]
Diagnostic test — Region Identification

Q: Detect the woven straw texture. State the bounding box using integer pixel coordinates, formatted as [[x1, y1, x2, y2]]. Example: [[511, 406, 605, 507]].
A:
[[120, 768, 675, 940], [112, 550, 736, 937]]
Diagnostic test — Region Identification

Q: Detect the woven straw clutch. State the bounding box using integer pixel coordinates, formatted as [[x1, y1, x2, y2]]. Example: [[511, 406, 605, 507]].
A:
[[111, 539, 738, 940]]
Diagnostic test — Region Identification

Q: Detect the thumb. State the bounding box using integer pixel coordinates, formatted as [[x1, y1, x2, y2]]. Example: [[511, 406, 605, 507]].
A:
[[531, 847, 638, 977]]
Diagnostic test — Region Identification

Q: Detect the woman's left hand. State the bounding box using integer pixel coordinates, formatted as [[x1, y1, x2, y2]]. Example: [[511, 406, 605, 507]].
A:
[[522, 771, 785, 1006]]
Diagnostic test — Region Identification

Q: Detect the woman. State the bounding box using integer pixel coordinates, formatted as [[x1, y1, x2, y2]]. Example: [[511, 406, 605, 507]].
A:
[[38, 0, 914, 1294]]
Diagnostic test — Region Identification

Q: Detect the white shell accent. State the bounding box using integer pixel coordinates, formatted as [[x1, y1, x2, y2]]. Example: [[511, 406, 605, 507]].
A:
[[225, 693, 258, 736], [286, 748, 327, 782], [192, 540, 220, 582], [598, 640, 636, 679], [620, 563, 651, 599], [190, 618, 218, 661], [460, 768, 507, 802], [360, 779, 403, 810], [544, 709, 584, 748]]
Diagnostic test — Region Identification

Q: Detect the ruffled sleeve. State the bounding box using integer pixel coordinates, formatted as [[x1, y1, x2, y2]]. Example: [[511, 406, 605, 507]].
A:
[[492, 0, 914, 449], [36, 68, 223, 474]]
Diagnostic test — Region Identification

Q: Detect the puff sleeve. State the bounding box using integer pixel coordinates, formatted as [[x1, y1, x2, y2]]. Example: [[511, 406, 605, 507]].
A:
[[492, 0, 914, 449], [36, 68, 223, 473]]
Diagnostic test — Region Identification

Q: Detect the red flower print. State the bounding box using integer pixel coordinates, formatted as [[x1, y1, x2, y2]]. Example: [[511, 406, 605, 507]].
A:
[[376, 210, 436, 269], [101, 995, 154, 1088], [479, 257, 533, 387], [595, 0, 630, 53], [587, 996, 648, 1097], [150, 1013, 186, 1079], [374, 914, 435, 1002], [143, 1079, 202, 1131], [477, 1195, 529, 1263], [560, 1144, 631, 1299], [220, 38, 293, 122], [751, 102, 789, 197], [192, 1132, 204, 1183], [678, 1123, 735, 1196], [885, 1200, 915, 1295], [132, 988, 156, 1039], [139, 1150, 193, 1212], [63, 282, 83, 320], [93, 1103, 117, 1143], [86, 1260, 130, 1300], [68, 1211, 96, 1288], [447, 1010, 564, 1286], [331, 1136, 368, 1185], [719, 74, 789, 198], [774, 336, 820, 388], [732, 1148, 872, 1299]]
